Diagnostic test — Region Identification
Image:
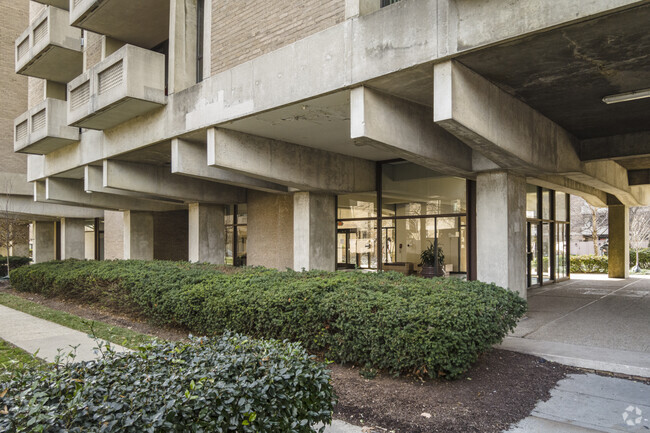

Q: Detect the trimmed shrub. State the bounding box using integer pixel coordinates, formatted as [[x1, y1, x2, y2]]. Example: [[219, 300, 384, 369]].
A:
[[630, 248, 650, 269], [570, 255, 608, 273], [0, 256, 31, 277], [10, 260, 527, 379], [0, 333, 334, 433]]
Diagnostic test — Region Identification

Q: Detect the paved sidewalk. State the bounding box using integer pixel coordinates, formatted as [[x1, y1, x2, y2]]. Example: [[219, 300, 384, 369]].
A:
[[0, 304, 129, 362], [506, 373, 650, 432], [499, 275, 650, 377]]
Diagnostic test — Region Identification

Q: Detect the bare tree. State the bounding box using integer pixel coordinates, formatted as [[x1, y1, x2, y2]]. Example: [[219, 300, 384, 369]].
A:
[[0, 179, 30, 276], [629, 207, 650, 272], [570, 195, 608, 255]]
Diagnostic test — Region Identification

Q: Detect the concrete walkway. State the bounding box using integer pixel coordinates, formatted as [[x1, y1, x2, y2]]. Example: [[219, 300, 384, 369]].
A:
[[0, 304, 129, 362], [506, 373, 650, 432], [499, 274, 650, 377]]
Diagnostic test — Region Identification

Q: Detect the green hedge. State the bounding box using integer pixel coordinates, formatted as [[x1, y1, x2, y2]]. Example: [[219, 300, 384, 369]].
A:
[[570, 255, 608, 273], [10, 260, 527, 379], [630, 248, 650, 269], [0, 256, 31, 277], [0, 334, 334, 432]]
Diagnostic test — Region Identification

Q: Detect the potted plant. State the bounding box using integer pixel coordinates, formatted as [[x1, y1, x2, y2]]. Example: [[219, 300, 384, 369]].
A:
[[420, 242, 444, 278]]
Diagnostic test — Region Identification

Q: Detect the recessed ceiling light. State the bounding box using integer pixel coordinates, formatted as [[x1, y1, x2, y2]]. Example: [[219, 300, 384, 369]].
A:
[[602, 88, 650, 104]]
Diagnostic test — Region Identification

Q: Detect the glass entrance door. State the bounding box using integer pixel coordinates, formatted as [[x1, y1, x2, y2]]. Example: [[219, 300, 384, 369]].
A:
[[527, 222, 539, 287], [337, 229, 358, 269]]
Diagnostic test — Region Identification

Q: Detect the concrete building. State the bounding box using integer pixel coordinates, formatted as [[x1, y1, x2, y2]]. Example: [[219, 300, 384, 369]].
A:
[[5, 0, 650, 297]]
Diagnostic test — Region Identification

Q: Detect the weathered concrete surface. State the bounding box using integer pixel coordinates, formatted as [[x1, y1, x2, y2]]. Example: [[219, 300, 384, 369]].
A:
[[103, 159, 246, 204], [581, 132, 650, 162], [123, 210, 154, 260], [608, 204, 630, 279], [168, 0, 197, 95], [506, 373, 650, 432], [247, 190, 293, 270], [103, 210, 124, 260], [32, 220, 55, 263], [188, 203, 224, 264], [60, 217, 85, 260], [208, 128, 375, 193], [350, 86, 473, 176], [171, 138, 289, 193], [0, 195, 103, 220], [476, 171, 527, 297], [293, 192, 336, 272], [0, 304, 129, 363], [501, 275, 650, 377]]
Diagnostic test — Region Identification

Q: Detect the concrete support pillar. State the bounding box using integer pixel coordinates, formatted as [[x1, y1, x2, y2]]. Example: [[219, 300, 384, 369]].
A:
[[608, 204, 629, 279], [123, 211, 154, 260], [188, 203, 225, 264], [293, 192, 336, 272], [476, 171, 527, 297], [169, 0, 197, 94], [33, 221, 56, 264], [60, 218, 85, 260]]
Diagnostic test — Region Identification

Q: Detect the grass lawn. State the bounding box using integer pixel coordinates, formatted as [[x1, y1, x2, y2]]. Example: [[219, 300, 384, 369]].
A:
[[0, 292, 156, 350], [0, 338, 42, 375]]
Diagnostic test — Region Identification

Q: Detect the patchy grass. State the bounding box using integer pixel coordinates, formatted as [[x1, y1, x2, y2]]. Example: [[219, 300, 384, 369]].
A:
[[0, 292, 156, 350], [0, 338, 42, 375]]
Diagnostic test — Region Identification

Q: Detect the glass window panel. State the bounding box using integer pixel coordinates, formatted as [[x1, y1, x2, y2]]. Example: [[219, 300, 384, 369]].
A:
[[542, 190, 551, 220], [382, 161, 466, 216], [336, 220, 377, 269], [225, 226, 234, 265], [556, 192, 567, 222], [337, 193, 376, 219], [529, 223, 539, 286], [436, 217, 461, 274], [542, 223, 551, 282], [526, 184, 538, 218], [236, 204, 247, 225], [236, 226, 247, 266]]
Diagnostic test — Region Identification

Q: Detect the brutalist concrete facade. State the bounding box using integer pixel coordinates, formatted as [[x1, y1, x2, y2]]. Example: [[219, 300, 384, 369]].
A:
[[6, 0, 650, 297]]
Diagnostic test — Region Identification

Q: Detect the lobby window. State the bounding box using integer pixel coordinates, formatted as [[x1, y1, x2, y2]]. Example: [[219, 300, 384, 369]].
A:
[[84, 218, 104, 261], [336, 161, 469, 276], [225, 204, 247, 266]]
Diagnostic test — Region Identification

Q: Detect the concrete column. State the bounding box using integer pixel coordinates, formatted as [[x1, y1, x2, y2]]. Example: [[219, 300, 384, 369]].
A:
[[608, 204, 629, 279], [123, 211, 154, 260], [188, 203, 225, 264], [33, 221, 56, 263], [104, 210, 124, 260], [293, 192, 336, 272], [60, 218, 86, 260], [476, 171, 527, 297], [169, 0, 197, 94]]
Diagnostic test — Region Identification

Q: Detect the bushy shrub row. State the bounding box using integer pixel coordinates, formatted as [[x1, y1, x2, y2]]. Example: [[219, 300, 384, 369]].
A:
[[0, 256, 31, 277], [0, 333, 334, 433], [630, 248, 650, 269], [570, 255, 608, 273], [10, 260, 527, 378]]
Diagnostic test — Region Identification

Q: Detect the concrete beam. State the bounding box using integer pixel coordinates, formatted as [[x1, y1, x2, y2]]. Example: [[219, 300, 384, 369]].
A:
[[171, 139, 289, 193], [103, 159, 246, 204], [628, 169, 650, 186], [350, 86, 473, 177], [0, 173, 33, 196], [527, 175, 608, 208], [207, 128, 375, 193], [433, 60, 642, 206], [580, 132, 650, 161], [84, 165, 161, 199], [41, 178, 185, 212], [0, 195, 103, 220]]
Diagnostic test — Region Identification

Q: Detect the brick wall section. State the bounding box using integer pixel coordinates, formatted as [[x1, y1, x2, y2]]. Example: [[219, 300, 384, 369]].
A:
[[0, 1, 29, 174], [84, 31, 103, 71], [28, 77, 44, 108], [210, 0, 345, 75]]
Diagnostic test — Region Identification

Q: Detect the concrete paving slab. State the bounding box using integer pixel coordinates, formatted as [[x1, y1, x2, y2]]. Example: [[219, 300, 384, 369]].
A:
[[506, 374, 650, 433], [498, 337, 650, 378], [0, 304, 129, 362]]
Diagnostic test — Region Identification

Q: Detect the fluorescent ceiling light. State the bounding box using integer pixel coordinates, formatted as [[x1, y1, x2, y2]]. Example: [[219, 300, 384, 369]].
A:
[[602, 88, 650, 104]]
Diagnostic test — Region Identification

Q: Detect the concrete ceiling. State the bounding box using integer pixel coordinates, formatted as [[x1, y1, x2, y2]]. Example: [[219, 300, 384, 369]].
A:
[[365, 63, 433, 108], [457, 3, 650, 141], [221, 91, 397, 161], [112, 141, 172, 167]]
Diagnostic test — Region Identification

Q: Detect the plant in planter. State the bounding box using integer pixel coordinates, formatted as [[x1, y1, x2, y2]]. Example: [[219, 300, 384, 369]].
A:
[[420, 242, 445, 278]]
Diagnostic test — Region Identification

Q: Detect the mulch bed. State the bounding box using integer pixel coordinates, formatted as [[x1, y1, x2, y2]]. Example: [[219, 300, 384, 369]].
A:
[[1, 282, 578, 432]]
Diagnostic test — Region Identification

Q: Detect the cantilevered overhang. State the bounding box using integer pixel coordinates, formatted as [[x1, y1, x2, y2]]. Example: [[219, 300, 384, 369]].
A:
[[67, 44, 166, 130], [15, 6, 82, 83], [14, 99, 79, 155], [69, 0, 170, 49], [33, 0, 69, 10]]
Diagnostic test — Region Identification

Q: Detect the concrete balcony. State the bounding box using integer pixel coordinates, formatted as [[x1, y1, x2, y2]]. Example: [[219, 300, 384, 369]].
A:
[[69, 0, 169, 49], [14, 99, 80, 155], [32, 0, 69, 10], [67, 44, 167, 130], [15, 6, 82, 83]]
